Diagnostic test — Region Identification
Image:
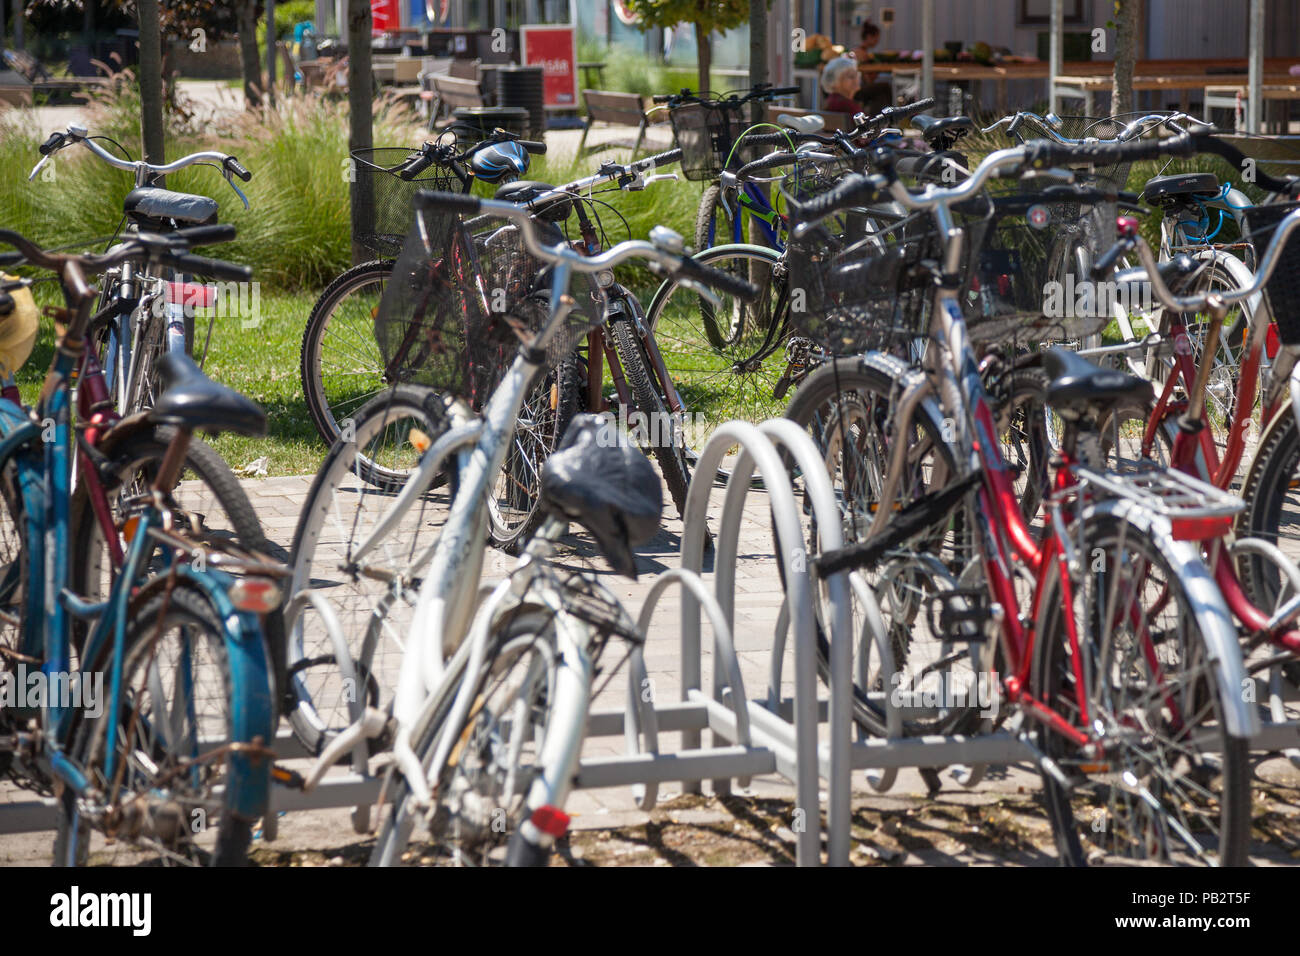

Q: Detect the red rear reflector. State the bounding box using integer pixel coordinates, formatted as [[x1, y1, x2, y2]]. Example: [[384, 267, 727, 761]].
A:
[[166, 281, 217, 308], [1267, 324, 1280, 360], [1170, 516, 1232, 541], [530, 804, 571, 838], [229, 578, 282, 614], [997, 275, 1011, 296]]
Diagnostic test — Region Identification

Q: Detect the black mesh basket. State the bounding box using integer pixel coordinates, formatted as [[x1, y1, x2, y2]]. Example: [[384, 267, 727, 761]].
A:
[[965, 192, 1114, 345], [668, 100, 755, 181], [350, 147, 460, 258], [374, 195, 604, 409], [1243, 201, 1300, 344]]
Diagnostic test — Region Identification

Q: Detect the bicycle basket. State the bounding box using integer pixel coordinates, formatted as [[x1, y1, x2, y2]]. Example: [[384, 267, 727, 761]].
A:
[[374, 195, 603, 409], [1013, 112, 1169, 194], [965, 193, 1114, 346], [1242, 201, 1300, 344], [350, 147, 460, 258], [669, 100, 753, 181]]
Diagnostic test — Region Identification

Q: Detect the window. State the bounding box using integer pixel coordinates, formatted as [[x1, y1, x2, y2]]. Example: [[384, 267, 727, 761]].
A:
[[1018, 0, 1087, 25]]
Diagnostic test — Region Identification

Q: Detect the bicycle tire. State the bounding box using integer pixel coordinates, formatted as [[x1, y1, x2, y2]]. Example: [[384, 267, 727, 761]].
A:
[[1237, 402, 1300, 611], [370, 609, 572, 867], [606, 317, 691, 519], [694, 183, 733, 260], [644, 243, 791, 433], [64, 581, 261, 866], [1032, 513, 1250, 866], [784, 356, 978, 736], [488, 357, 582, 553], [300, 259, 394, 448], [287, 384, 454, 757], [69, 424, 284, 704]]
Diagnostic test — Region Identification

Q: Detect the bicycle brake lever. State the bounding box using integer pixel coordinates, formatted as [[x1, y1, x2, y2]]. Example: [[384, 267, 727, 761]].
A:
[[641, 173, 679, 186], [27, 154, 51, 183], [675, 277, 723, 310], [225, 171, 251, 209]]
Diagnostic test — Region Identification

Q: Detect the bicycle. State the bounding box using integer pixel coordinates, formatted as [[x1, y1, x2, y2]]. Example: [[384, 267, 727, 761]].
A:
[[0, 230, 282, 866], [300, 127, 547, 453], [784, 132, 1259, 865], [282, 194, 756, 863]]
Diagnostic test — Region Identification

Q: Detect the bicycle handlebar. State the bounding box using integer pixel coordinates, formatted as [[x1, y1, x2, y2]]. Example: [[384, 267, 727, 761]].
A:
[[413, 191, 760, 302]]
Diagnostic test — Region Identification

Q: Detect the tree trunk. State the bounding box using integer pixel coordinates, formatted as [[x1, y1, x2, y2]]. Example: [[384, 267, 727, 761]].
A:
[[693, 21, 710, 95], [237, 0, 262, 110], [748, 0, 768, 126], [1112, 0, 1138, 116], [347, 0, 375, 266], [266, 0, 277, 107], [138, 0, 165, 168]]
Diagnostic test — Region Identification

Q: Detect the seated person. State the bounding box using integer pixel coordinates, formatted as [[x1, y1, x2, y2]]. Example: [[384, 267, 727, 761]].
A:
[[820, 56, 862, 115], [851, 20, 892, 114]]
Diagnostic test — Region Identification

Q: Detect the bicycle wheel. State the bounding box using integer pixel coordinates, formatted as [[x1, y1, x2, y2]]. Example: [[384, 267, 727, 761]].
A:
[[300, 259, 393, 448], [1238, 406, 1300, 611], [370, 609, 574, 867], [61, 581, 264, 866], [645, 244, 792, 432], [488, 357, 581, 553], [606, 318, 691, 518], [1032, 513, 1250, 866], [1144, 257, 1254, 463], [694, 183, 736, 254], [70, 424, 283, 699], [287, 385, 453, 756], [784, 357, 981, 735]]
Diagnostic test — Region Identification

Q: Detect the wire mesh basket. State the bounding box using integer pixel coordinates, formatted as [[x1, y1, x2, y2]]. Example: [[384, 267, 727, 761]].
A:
[[350, 147, 460, 258], [782, 167, 987, 354], [965, 192, 1115, 346], [668, 100, 755, 181], [374, 195, 604, 409], [1242, 201, 1300, 344]]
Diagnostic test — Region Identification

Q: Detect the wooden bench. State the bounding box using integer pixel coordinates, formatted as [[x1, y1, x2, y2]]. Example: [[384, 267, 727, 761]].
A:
[[0, 49, 108, 102], [1205, 83, 1300, 134], [579, 89, 651, 154], [430, 73, 487, 123]]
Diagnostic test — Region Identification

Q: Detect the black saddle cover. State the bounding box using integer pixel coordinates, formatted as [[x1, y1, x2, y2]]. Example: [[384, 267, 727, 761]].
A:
[[540, 414, 663, 577]]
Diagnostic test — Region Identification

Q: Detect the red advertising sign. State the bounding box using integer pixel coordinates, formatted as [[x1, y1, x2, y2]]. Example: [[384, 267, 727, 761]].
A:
[[371, 0, 401, 32], [520, 25, 577, 108]]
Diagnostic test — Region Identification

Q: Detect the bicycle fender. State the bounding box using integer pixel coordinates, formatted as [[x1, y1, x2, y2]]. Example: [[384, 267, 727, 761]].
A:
[[1085, 498, 1259, 740], [176, 566, 276, 821]]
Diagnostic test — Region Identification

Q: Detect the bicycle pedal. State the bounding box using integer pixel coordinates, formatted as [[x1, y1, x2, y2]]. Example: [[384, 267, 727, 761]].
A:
[[271, 764, 306, 790], [928, 588, 995, 640]]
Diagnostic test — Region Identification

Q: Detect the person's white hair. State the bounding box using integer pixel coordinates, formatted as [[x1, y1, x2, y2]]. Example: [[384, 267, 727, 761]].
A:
[[820, 55, 858, 92]]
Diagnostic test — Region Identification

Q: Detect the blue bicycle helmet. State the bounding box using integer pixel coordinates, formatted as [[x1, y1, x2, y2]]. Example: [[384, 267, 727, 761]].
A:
[[471, 140, 530, 184]]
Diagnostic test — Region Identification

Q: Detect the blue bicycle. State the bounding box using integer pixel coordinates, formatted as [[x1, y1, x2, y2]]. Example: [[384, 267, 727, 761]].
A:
[[0, 229, 281, 866]]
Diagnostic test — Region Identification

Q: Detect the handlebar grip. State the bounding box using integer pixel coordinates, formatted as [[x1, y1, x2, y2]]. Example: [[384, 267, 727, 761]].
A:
[[0, 253, 22, 268], [736, 151, 799, 180], [224, 156, 252, 181], [647, 147, 682, 168], [883, 97, 935, 121], [171, 223, 238, 248], [675, 256, 761, 303], [652, 94, 672, 104], [39, 132, 66, 156], [163, 253, 252, 282], [415, 191, 481, 215], [788, 172, 886, 224], [398, 151, 436, 180], [1025, 133, 1195, 171], [768, 86, 802, 97], [518, 139, 547, 155], [1090, 236, 1134, 280], [1006, 114, 1025, 138]]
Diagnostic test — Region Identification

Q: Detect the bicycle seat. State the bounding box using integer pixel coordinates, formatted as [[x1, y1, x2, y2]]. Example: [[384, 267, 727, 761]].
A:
[[1042, 347, 1153, 417], [1141, 172, 1219, 206], [149, 352, 267, 437], [123, 186, 219, 227], [539, 414, 662, 577], [778, 113, 824, 134], [493, 180, 572, 222], [913, 114, 974, 148]]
